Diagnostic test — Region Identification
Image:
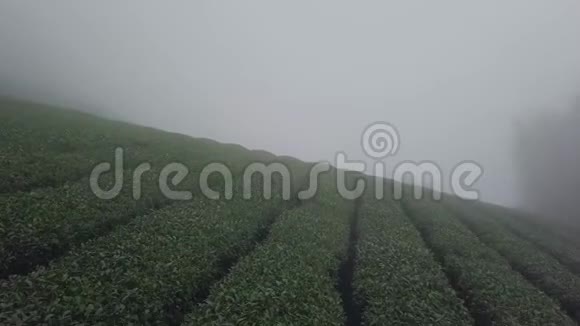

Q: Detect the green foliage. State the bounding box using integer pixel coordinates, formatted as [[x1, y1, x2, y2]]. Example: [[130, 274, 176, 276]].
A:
[[447, 199, 580, 322], [0, 98, 289, 278], [480, 203, 580, 275], [184, 179, 352, 325], [354, 197, 473, 325], [0, 169, 168, 277], [403, 198, 574, 326], [0, 189, 290, 325], [0, 98, 271, 192], [4, 98, 580, 325]]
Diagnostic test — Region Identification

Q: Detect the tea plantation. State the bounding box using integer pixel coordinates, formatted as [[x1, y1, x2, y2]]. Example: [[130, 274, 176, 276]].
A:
[[1, 98, 580, 325]]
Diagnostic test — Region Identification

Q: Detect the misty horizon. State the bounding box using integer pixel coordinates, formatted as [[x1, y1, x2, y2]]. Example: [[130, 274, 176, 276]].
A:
[[2, 1, 580, 212]]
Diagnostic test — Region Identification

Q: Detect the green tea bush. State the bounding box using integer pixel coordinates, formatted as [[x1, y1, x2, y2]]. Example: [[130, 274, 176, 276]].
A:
[[447, 199, 580, 322], [403, 198, 574, 326], [479, 202, 580, 275], [354, 197, 472, 325], [0, 187, 290, 324], [184, 179, 352, 325]]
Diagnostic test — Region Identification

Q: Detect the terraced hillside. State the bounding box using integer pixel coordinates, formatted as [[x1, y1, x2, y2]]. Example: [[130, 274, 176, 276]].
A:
[[1, 99, 580, 325]]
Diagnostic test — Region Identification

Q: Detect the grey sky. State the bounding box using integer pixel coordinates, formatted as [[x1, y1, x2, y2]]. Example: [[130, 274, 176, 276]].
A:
[[1, 1, 580, 206]]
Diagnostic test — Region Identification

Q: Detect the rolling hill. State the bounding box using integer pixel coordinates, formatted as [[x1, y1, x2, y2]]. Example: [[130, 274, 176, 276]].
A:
[[1, 98, 580, 325]]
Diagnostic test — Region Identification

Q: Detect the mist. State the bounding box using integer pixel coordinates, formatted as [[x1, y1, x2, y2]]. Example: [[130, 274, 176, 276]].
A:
[[515, 104, 580, 222], [1, 1, 580, 210]]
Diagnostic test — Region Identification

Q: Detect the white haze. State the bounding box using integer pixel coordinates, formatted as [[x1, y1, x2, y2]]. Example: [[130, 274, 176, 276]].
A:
[[1, 1, 580, 208]]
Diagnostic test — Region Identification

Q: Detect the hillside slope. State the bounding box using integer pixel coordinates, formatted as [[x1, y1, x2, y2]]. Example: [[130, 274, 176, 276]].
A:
[[1, 99, 579, 325]]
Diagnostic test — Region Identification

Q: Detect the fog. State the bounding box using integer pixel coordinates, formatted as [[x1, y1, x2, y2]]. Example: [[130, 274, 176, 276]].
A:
[[515, 105, 580, 222], [1, 1, 580, 210]]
